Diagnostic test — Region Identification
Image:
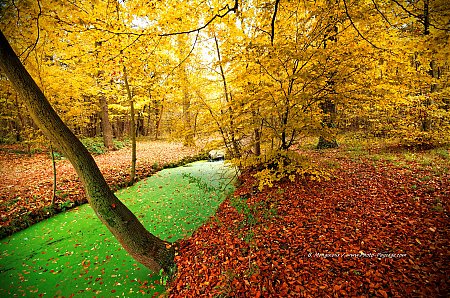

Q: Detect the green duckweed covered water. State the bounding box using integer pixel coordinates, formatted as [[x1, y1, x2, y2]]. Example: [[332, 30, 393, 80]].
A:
[[0, 161, 236, 297]]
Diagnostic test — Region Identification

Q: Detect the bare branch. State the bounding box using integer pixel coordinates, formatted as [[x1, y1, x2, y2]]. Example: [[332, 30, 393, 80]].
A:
[[161, 32, 200, 83], [108, 34, 143, 62], [371, 0, 393, 27], [20, 0, 42, 62], [390, 0, 422, 20], [159, 0, 238, 36], [343, 0, 383, 50], [12, 0, 20, 25], [66, 0, 90, 15], [141, 36, 163, 63], [172, 32, 199, 72]]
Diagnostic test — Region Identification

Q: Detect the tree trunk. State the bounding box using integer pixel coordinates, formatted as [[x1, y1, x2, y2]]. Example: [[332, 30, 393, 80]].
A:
[[50, 144, 57, 205], [155, 101, 163, 140], [317, 99, 338, 149], [182, 90, 194, 146], [280, 107, 289, 150], [423, 0, 430, 35], [420, 0, 433, 132], [14, 94, 23, 142], [317, 25, 339, 149], [176, 35, 194, 147], [123, 65, 136, 186], [214, 35, 240, 158], [254, 126, 261, 156], [99, 95, 115, 150], [0, 30, 175, 274]]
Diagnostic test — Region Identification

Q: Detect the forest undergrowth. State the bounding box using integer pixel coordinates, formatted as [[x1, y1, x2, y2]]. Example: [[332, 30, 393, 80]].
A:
[[168, 145, 449, 297]]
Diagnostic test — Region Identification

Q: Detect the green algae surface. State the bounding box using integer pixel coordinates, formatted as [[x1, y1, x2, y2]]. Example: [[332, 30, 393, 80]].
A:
[[0, 161, 236, 297]]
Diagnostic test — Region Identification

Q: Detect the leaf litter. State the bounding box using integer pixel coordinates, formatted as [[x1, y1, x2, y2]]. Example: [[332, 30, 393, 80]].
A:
[[168, 153, 449, 297]]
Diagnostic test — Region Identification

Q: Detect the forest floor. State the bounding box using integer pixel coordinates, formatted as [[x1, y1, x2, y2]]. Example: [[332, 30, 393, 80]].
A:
[[0, 140, 200, 238], [168, 145, 450, 297], [1, 139, 449, 297]]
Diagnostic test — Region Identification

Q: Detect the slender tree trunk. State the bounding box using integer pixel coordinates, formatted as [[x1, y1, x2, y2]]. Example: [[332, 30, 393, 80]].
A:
[[144, 104, 150, 136], [254, 117, 262, 157], [155, 101, 164, 140], [193, 111, 198, 139], [176, 35, 194, 146], [137, 111, 145, 137], [113, 121, 119, 139], [214, 35, 240, 158], [123, 65, 136, 186], [94, 41, 115, 148], [99, 95, 115, 150], [50, 144, 57, 205], [280, 107, 289, 150], [14, 94, 24, 142], [420, 0, 433, 132], [423, 0, 430, 35], [182, 90, 194, 146], [0, 30, 175, 274]]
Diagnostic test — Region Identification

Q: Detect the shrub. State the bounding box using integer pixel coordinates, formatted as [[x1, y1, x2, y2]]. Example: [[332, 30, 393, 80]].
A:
[[240, 150, 333, 191], [81, 138, 106, 155]]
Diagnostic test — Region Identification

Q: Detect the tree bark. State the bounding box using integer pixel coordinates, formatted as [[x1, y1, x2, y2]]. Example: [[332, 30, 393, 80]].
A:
[[155, 100, 164, 140], [317, 99, 339, 149], [420, 0, 433, 132], [99, 95, 115, 150], [214, 35, 240, 158], [123, 65, 136, 186], [14, 94, 23, 142], [182, 89, 194, 146], [50, 144, 57, 205], [0, 30, 175, 274], [423, 0, 430, 35]]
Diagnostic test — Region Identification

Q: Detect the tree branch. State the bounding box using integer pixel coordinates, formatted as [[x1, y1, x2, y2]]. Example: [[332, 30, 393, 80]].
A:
[[12, 0, 20, 25], [160, 32, 200, 84], [343, 0, 383, 50], [371, 0, 393, 26], [20, 0, 42, 63], [391, 0, 448, 32], [159, 0, 238, 36], [108, 34, 143, 61], [390, 0, 422, 20], [271, 0, 281, 45]]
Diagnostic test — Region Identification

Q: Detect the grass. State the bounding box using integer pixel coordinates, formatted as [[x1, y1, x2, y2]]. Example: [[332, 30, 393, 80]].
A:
[[0, 161, 236, 297], [335, 133, 449, 168], [80, 137, 130, 155], [433, 147, 450, 160]]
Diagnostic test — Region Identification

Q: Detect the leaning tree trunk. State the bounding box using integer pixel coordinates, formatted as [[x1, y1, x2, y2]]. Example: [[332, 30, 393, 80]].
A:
[[0, 30, 175, 274]]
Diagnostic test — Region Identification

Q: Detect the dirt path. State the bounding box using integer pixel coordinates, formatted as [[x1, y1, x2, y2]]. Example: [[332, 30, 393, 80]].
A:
[[0, 141, 199, 238]]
